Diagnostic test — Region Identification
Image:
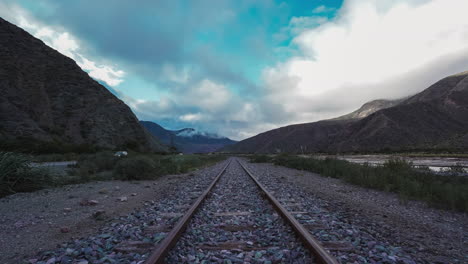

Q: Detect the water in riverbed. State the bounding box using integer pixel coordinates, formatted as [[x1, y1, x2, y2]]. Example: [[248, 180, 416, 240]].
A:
[[312, 155, 468, 174]]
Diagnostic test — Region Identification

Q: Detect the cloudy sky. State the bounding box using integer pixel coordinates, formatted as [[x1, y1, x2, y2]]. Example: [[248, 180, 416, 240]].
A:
[[2, 0, 468, 140]]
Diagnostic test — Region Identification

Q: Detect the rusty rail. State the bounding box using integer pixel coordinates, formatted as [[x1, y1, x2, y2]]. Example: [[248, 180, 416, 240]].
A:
[[237, 159, 339, 264], [144, 159, 232, 264]]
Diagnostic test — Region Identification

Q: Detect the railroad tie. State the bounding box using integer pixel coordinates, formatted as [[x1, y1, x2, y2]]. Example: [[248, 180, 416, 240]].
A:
[[213, 211, 251, 217]]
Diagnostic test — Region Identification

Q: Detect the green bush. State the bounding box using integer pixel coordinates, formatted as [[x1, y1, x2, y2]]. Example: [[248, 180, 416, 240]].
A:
[[267, 155, 468, 212], [0, 152, 53, 197], [0, 151, 227, 196], [74, 152, 118, 179], [113, 156, 157, 180], [152, 154, 225, 175], [250, 155, 274, 163]]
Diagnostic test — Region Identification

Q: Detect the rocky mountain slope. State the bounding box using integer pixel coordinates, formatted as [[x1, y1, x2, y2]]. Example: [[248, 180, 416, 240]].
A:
[[333, 99, 403, 121], [222, 72, 468, 153], [141, 121, 236, 153], [0, 18, 166, 152]]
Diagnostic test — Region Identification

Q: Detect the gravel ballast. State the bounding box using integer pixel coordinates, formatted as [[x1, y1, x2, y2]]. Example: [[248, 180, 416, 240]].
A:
[[244, 160, 467, 263], [165, 158, 313, 263], [0, 160, 228, 264], [1, 158, 466, 263]]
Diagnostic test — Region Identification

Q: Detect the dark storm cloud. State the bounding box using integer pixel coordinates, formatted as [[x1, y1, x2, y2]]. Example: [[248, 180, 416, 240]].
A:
[[22, 0, 272, 94]]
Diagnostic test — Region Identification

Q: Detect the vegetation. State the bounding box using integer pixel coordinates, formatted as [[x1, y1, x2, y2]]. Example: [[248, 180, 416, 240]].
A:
[[250, 154, 468, 212], [0, 152, 54, 197], [114, 156, 157, 180], [0, 151, 226, 198], [113, 154, 226, 180]]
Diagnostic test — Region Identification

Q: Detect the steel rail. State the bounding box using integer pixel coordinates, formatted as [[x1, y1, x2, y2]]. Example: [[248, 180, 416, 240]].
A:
[[237, 159, 339, 264], [144, 159, 232, 264]]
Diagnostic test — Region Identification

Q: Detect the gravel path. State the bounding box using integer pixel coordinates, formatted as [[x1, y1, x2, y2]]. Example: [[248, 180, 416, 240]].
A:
[[165, 158, 313, 263], [244, 160, 468, 264], [0, 160, 228, 264]]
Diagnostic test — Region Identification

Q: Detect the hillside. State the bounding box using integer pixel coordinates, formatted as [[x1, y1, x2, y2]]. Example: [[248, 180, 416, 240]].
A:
[[333, 99, 403, 121], [222, 72, 468, 153], [0, 18, 166, 153], [141, 121, 236, 153]]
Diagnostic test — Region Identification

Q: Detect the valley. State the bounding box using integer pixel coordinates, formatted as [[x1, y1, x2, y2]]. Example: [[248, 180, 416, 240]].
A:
[[1, 2, 468, 264]]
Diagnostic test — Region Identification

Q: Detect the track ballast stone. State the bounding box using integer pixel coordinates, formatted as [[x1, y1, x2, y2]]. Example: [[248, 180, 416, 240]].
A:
[[27, 161, 229, 264], [243, 160, 419, 264], [165, 158, 314, 263]]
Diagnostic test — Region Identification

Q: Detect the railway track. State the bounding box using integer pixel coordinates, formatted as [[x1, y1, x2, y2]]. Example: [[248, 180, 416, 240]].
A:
[[144, 158, 339, 263]]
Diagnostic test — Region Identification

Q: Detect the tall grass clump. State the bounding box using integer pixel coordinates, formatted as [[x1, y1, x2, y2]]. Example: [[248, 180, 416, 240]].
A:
[[250, 155, 274, 163], [0, 152, 52, 197], [75, 152, 118, 180], [113, 156, 157, 180], [257, 155, 468, 212], [155, 154, 225, 175]]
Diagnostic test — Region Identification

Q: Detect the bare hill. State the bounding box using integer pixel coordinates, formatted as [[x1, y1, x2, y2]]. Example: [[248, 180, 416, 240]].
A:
[[0, 18, 166, 152], [222, 72, 468, 153]]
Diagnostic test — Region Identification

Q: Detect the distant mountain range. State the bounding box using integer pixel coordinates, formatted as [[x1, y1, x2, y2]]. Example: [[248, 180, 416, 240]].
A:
[[0, 18, 166, 153], [222, 71, 468, 154], [141, 121, 236, 153]]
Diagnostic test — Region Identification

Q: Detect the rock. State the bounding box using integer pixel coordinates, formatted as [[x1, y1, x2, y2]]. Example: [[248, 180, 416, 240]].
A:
[[98, 188, 108, 194], [60, 227, 70, 233], [118, 196, 128, 202], [79, 199, 99, 206], [114, 241, 154, 254], [131, 193, 137, 196], [63, 208, 72, 212], [92, 210, 106, 220]]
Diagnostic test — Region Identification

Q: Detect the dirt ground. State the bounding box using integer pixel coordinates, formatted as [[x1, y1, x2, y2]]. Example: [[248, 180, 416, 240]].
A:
[[0, 172, 191, 264]]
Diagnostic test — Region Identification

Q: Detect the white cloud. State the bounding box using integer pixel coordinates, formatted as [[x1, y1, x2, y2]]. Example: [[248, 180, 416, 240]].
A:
[[179, 113, 203, 122], [0, 3, 125, 87], [312, 5, 335, 14], [161, 64, 190, 84], [50, 32, 79, 57], [261, 0, 468, 126], [78, 56, 125, 86], [289, 16, 328, 34], [185, 79, 232, 111]]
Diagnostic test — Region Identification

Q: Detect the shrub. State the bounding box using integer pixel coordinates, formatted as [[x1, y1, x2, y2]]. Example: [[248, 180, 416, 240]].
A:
[[153, 154, 226, 175], [113, 156, 157, 180], [250, 155, 273, 163], [267, 155, 468, 212], [0, 152, 53, 197], [74, 152, 118, 179]]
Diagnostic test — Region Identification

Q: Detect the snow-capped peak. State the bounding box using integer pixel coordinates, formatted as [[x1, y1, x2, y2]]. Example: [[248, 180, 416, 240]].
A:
[[174, 128, 224, 139]]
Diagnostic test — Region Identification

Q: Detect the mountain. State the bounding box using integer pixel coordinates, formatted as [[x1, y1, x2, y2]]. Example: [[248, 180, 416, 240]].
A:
[[222, 71, 468, 153], [333, 99, 403, 121], [140, 121, 237, 153], [0, 18, 166, 153]]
